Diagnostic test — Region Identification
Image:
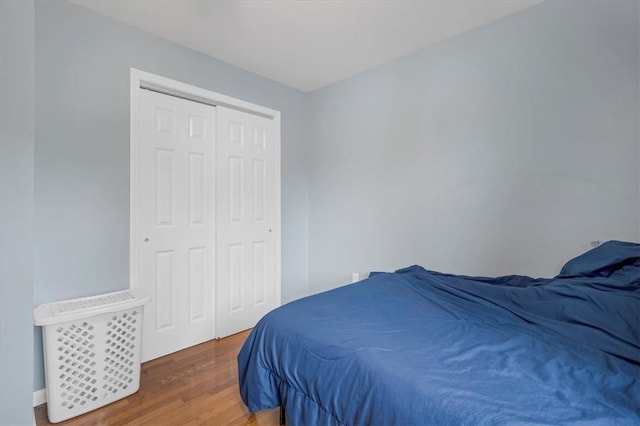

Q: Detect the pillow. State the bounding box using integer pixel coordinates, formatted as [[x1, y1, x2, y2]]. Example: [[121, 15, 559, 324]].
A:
[[558, 240, 640, 278]]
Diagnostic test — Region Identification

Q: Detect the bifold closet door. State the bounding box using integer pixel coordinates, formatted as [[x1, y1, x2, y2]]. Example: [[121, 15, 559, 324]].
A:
[[215, 106, 279, 338], [136, 89, 215, 362]]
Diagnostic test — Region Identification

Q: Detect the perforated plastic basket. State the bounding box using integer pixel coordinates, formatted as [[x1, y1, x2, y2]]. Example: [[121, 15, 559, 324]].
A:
[[34, 290, 150, 423]]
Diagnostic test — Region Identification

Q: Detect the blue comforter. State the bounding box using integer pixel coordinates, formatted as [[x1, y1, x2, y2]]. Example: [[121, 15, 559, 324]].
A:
[[238, 241, 640, 425]]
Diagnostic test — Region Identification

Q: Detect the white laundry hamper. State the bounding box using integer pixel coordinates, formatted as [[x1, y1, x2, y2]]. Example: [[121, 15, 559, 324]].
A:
[[34, 290, 150, 423]]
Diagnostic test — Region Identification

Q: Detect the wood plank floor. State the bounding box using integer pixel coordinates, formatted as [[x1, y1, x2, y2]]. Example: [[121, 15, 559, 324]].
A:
[[35, 330, 280, 425]]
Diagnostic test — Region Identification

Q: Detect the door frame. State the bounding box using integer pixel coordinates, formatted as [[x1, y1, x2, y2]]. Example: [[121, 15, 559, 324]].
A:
[[129, 68, 282, 331]]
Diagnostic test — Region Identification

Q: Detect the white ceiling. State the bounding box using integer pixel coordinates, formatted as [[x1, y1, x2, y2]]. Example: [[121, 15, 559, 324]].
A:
[[71, 0, 543, 92]]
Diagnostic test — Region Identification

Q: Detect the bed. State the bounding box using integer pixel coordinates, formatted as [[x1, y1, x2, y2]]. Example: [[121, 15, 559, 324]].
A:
[[238, 241, 640, 425]]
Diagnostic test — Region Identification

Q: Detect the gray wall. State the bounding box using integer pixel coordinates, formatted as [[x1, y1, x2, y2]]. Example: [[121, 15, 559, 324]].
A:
[[33, 0, 309, 391], [0, 1, 35, 424], [307, 0, 640, 292]]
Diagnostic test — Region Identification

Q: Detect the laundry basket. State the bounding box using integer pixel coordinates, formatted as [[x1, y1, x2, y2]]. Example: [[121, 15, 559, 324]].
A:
[[34, 290, 150, 423]]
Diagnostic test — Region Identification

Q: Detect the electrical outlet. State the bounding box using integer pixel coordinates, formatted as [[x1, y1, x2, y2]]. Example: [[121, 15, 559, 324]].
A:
[[352, 272, 371, 283]]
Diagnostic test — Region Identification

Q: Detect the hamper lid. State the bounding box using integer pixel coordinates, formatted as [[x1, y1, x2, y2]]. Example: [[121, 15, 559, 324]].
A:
[[34, 290, 151, 326]]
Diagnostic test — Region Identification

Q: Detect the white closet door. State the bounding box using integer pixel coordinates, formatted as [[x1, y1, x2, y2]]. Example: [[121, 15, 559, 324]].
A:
[[216, 106, 279, 338], [136, 89, 215, 361]]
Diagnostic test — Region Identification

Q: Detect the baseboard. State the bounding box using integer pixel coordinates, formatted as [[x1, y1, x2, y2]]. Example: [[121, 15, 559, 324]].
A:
[[33, 388, 46, 407]]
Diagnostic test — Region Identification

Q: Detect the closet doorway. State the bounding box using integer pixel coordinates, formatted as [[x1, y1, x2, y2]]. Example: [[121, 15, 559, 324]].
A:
[[130, 70, 281, 362]]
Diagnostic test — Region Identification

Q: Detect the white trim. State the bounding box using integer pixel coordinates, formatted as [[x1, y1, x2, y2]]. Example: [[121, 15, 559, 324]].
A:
[[273, 111, 282, 306], [129, 67, 282, 317], [33, 388, 46, 407], [129, 70, 139, 292], [132, 69, 279, 119]]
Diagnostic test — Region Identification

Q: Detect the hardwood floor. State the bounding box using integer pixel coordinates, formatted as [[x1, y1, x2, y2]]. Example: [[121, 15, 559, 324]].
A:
[[34, 330, 280, 425]]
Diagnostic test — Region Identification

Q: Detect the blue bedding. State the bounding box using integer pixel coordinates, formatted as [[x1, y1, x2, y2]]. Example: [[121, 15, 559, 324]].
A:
[[238, 241, 640, 425]]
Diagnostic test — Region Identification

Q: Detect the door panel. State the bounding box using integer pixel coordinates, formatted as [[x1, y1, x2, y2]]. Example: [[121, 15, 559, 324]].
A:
[[136, 89, 215, 361], [216, 106, 279, 338]]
